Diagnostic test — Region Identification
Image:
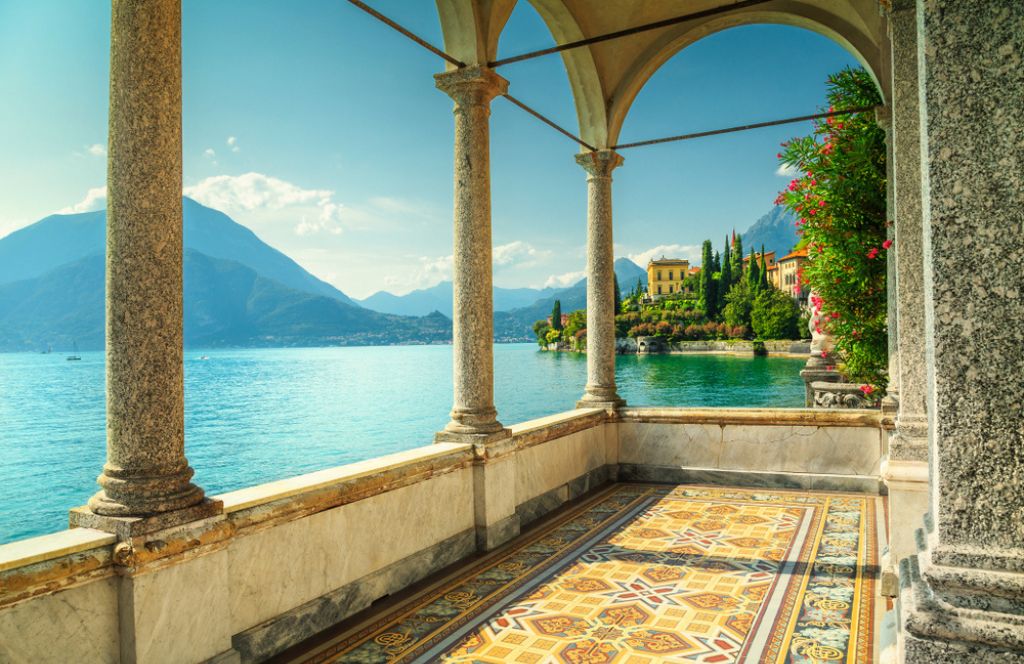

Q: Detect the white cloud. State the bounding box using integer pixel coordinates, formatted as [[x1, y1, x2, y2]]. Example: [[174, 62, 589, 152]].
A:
[[543, 269, 586, 289], [776, 162, 801, 178], [226, 136, 239, 153], [184, 172, 346, 236], [203, 148, 216, 159], [87, 143, 106, 157], [628, 243, 702, 267], [493, 241, 549, 268], [58, 186, 107, 214]]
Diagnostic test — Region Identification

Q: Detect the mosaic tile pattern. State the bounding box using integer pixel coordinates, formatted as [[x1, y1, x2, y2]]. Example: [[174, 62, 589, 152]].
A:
[[299, 484, 877, 663]]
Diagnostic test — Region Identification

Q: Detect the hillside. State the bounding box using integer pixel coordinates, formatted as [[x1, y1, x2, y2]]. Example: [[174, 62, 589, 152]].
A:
[[359, 281, 559, 318], [741, 205, 799, 257]]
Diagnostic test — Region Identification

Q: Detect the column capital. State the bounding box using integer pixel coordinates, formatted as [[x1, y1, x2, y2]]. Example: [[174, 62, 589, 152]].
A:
[[575, 150, 624, 178], [434, 65, 508, 108]]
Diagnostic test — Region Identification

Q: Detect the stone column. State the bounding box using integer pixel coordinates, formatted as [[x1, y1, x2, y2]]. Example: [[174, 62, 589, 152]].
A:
[[898, 1, 1024, 661], [879, 0, 930, 597], [877, 106, 900, 415], [576, 150, 625, 410], [71, 0, 215, 530], [433, 66, 509, 442]]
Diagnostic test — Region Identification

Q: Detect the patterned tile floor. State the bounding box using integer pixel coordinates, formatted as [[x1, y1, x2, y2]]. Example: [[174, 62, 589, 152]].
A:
[[291, 484, 881, 663]]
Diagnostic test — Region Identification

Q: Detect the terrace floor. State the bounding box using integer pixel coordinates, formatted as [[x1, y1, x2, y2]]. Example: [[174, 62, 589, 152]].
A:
[[278, 483, 884, 663]]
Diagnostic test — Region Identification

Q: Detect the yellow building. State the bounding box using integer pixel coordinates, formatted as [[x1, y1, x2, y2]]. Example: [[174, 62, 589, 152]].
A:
[[777, 247, 810, 299], [646, 257, 689, 298]]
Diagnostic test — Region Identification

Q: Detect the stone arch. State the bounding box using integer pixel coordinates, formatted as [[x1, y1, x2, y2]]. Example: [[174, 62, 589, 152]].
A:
[[436, 0, 518, 67], [607, 6, 887, 145]]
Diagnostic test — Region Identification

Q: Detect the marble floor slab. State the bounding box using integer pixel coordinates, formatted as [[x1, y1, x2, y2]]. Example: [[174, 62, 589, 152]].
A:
[[284, 483, 880, 663]]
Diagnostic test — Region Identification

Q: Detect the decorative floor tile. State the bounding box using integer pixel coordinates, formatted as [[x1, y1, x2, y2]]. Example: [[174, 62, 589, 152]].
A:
[[298, 484, 878, 663]]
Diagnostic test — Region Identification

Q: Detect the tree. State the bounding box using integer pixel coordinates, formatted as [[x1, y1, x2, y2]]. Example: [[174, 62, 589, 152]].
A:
[[532, 319, 552, 347], [776, 67, 888, 388], [723, 279, 754, 331], [751, 288, 801, 339], [634, 277, 644, 299], [551, 300, 563, 331], [732, 233, 744, 284], [700, 240, 717, 319], [719, 237, 732, 312], [712, 250, 721, 273], [759, 244, 769, 290], [613, 274, 622, 315], [747, 248, 760, 288]]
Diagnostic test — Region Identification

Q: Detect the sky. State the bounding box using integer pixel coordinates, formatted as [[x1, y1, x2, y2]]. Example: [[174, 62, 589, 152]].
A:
[[0, 1, 858, 299]]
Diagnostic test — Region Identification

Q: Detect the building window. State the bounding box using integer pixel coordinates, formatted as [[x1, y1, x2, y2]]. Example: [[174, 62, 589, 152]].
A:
[[669, 285, 673, 293], [657, 285, 662, 294], [657, 271, 662, 280], [668, 271, 674, 280]]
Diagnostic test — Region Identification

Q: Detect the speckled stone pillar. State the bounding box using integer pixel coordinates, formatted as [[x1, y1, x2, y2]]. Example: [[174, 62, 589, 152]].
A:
[[887, 1, 929, 462], [434, 66, 509, 441], [877, 106, 900, 415], [879, 1, 930, 598], [898, 1, 1024, 660], [576, 150, 625, 410], [77, 0, 207, 523]]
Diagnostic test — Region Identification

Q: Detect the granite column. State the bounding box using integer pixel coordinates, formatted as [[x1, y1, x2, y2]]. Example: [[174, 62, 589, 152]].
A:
[[898, 1, 1024, 660], [576, 150, 625, 410], [434, 66, 509, 441], [77, 0, 209, 524]]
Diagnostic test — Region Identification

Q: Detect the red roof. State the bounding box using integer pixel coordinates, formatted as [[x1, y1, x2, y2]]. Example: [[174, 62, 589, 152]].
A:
[[779, 247, 810, 261]]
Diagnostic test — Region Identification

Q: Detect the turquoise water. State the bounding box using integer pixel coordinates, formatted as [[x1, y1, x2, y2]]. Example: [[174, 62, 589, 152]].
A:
[[0, 344, 805, 544]]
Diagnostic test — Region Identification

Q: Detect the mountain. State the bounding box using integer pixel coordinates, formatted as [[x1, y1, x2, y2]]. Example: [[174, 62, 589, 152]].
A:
[[359, 282, 559, 317], [0, 250, 451, 351], [740, 205, 799, 257], [494, 258, 647, 340], [0, 198, 358, 306], [0, 202, 455, 351]]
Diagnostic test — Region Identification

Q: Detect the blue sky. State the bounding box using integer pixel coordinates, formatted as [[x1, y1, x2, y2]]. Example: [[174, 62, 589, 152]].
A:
[[0, 1, 857, 298]]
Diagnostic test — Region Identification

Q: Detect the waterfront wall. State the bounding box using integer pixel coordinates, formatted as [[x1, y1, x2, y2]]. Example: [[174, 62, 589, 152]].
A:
[[545, 339, 811, 355], [0, 407, 883, 663]]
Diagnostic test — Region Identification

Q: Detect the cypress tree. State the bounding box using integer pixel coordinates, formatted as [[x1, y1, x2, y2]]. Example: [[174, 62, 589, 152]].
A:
[[613, 274, 622, 315], [700, 240, 716, 319], [747, 248, 760, 288], [732, 233, 744, 284], [635, 277, 643, 299], [551, 300, 563, 331], [760, 244, 769, 290], [713, 250, 721, 273], [719, 237, 732, 311]]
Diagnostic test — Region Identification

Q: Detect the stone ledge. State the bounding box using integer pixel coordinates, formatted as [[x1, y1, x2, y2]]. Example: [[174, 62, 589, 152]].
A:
[[618, 464, 883, 494], [0, 528, 115, 574], [510, 408, 607, 451], [618, 406, 882, 427], [218, 443, 472, 524]]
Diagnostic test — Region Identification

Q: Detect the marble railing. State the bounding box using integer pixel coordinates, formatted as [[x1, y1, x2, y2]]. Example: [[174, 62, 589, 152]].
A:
[[0, 406, 885, 663]]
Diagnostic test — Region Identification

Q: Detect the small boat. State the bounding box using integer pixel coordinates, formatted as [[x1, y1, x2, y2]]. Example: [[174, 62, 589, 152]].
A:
[[198, 355, 210, 361], [67, 341, 81, 361]]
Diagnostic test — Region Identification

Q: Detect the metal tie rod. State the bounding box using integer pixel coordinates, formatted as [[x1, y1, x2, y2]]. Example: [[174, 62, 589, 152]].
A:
[[345, 0, 465, 68], [612, 105, 879, 150]]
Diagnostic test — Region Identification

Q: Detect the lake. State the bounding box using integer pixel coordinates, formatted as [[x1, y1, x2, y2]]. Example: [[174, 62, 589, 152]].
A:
[[0, 344, 806, 543]]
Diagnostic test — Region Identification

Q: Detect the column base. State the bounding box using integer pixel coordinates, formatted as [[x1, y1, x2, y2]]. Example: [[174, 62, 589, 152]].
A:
[[69, 498, 223, 539], [880, 458, 929, 596], [435, 427, 512, 446], [577, 387, 625, 411], [897, 524, 1024, 661], [891, 414, 929, 462]]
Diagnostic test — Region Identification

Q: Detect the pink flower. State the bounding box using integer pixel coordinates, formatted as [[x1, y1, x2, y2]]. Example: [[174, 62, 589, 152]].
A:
[[820, 351, 828, 358], [810, 179, 817, 186], [831, 312, 840, 319], [826, 365, 835, 371], [883, 239, 893, 249], [867, 247, 879, 259], [859, 384, 874, 395], [808, 209, 817, 216], [806, 171, 813, 178], [818, 200, 826, 208]]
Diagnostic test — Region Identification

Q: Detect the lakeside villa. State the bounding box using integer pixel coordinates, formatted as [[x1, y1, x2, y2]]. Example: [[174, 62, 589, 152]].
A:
[[1, 2, 1021, 664]]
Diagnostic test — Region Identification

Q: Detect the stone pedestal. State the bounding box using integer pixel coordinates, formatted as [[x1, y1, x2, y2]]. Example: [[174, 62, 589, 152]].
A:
[[801, 291, 841, 406], [469, 437, 520, 552], [897, 1, 1024, 660], [576, 150, 625, 411], [78, 0, 210, 529], [434, 66, 510, 441], [879, 459, 928, 597]]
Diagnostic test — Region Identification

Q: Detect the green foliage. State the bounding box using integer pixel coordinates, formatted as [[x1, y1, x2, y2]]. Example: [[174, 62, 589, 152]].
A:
[[759, 245, 769, 290], [776, 67, 888, 388], [719, 237, 732, 312], [551, 299, 563, 331], [723, 279, 754, 331], [613, 274, 622, 315], [700, 240, 717, 319], [533, 319, 552, 347], [562, 309, 587, 347], [544, 328, 561, 344], [747, 248, 760, 288], [751, 288, 801, 340], [731, 234, 744, 284]]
